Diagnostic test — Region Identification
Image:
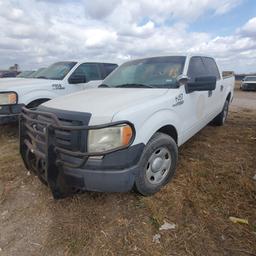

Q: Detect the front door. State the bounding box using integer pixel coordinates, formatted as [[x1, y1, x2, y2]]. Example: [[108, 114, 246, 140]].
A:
[[178, 56, 210, 143], [67, 63, 102, 93], [201, 57, 222, 119]]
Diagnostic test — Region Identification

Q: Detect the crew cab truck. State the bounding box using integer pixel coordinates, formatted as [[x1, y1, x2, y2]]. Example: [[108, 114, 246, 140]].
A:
[[0, 61, 117, 124], [20, 55, 234, 198]]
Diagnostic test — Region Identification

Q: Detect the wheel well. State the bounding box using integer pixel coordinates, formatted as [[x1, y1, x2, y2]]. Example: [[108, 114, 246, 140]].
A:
[[157, 125, 178, 144], [226, 92, 231, 102], [27, 98, 50, 108]]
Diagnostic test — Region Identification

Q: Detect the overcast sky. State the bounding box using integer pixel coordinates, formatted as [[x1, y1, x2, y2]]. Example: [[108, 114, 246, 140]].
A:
[[0, 0, 256, 73]]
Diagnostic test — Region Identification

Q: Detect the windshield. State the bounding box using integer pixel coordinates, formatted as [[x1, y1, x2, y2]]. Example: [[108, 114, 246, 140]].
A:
[[245, 76, 256, 81], [102, 56, 186, 88], [34, 62, 77, 80]]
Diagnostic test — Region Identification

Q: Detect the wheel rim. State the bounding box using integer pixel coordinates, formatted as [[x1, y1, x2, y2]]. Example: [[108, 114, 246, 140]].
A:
[[145, 147, 172, 185]]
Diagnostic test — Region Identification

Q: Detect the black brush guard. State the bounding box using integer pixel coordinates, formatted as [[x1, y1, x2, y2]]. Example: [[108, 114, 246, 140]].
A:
[[19, 107, 135, 198]]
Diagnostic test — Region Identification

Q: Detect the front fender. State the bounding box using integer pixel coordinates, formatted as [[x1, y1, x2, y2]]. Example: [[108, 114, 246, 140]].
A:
[[134, 109, 181, 146], [114, 107, 182, 147], [19, 90, 58, 105]]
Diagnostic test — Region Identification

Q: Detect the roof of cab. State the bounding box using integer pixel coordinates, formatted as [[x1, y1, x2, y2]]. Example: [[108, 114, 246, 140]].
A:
[[74, 60, 118, 65], [126, 53, 214, 61]]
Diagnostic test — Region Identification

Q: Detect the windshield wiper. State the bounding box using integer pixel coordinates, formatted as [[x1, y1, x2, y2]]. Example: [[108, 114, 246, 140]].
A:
[[116, 83, 153, 88], [99, 84, 110, 88], [36, 76, 48, 79]]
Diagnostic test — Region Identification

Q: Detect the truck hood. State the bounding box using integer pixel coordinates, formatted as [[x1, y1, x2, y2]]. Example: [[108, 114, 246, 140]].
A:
[[243, 81, 256, 84], [0, 78, 60, 91], [0, 78, 22, 82], [42, 88, 168, 124]]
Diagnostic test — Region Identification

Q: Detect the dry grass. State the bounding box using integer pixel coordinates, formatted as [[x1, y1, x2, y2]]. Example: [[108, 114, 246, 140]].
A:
[[235, 80, 241, 90], [0, 108, 256, 255], [141, 108, 256, 255]]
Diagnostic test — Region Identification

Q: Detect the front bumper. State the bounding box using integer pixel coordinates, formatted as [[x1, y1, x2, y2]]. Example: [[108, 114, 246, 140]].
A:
[[55, 144, 143, 194], [242, 83, 256, 91], [20, 106, 143, 198], [64, 167, 136, 193], [0, 104, 24, 124]]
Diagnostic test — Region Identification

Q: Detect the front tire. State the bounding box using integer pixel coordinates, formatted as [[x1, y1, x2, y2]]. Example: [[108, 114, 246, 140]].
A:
[[134, 132, 178, 196]]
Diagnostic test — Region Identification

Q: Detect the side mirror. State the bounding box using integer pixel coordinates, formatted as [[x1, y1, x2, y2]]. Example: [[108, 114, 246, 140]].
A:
[[177, 74, 189, 85], [186, 76, 216, 93], [69, 74, 87, 84]]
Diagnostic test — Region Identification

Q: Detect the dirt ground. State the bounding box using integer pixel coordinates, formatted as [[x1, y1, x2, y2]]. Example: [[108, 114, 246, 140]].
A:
[[0, 89, 255, 256], [232, 87, 256, 111]]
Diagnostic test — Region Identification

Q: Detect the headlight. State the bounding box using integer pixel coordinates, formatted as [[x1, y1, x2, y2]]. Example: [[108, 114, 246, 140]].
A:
[[88, 124, 134, 153], [0, 92, 17, 105]]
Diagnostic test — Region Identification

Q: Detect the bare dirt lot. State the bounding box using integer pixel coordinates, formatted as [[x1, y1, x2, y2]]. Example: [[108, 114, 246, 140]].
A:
[[0, 89, 256, 256], [232, 88, 256, 111]]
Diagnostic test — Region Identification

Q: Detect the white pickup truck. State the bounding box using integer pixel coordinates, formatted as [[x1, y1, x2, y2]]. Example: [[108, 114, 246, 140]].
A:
[[240, 76, 256, 91], [0, 61, 117, 124], [20, 55, 234, 198]]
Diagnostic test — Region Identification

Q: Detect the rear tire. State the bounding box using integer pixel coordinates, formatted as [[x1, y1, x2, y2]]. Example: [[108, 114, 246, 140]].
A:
[[134, 132, 178, 196], [212, 99, 229, 126]]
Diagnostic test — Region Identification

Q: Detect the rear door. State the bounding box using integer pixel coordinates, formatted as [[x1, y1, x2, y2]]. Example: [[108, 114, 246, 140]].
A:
[[201, 57, 222, 117]]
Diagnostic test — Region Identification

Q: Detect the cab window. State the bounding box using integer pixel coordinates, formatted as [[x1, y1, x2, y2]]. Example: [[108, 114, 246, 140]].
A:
[[187, 57, 208, 82], [202, 57, 221, 80], [71, 63, 101, 82], [103, 64, 118, 78]]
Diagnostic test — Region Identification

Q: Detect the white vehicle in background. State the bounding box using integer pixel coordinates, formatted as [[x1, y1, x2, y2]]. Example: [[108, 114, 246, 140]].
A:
[[27, 68, 47, 78], [0, 70, 38, 82], [240, 76, 256, 91], [20, 55, 234, 199], [16, 70, 36, 78], [0, 61, 117, 124]]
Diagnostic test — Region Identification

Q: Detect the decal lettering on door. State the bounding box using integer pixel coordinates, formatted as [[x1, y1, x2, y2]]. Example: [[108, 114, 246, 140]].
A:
[[52, 84, 65, 90], [173, 93, 184, 107]]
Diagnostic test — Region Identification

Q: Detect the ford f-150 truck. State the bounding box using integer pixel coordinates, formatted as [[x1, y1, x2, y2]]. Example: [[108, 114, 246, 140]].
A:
[[20, 55, 234, 198], [0, 61, 117, 124]]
